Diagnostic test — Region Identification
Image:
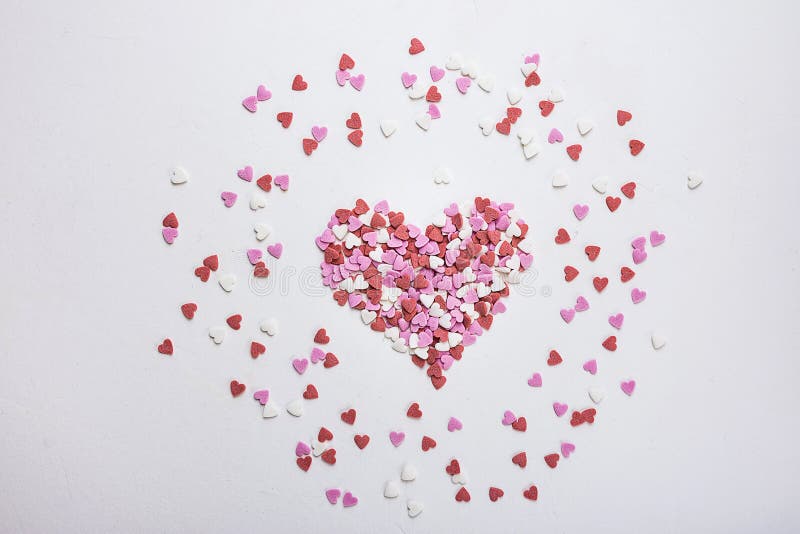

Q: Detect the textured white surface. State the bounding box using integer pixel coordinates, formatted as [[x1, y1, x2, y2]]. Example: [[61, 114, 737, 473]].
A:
[[1, 1, 799, 533]]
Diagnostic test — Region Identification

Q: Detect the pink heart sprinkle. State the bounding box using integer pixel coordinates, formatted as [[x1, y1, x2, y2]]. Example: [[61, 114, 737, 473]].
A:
[[560, 308, 575, 323], [430, 65, 445, 82], [389, 431, 405, 447], [524, 53, 540, 65], [256, 85, 271, 101], [325, 488, 341, 505], [311, 126, 327, 142], [632, 248, 648, 264], [374, 200, 389, 214], [548, 128, 564, 144], [553, 402, 568, 417], [274, 174, 289, 191], [335, 69, 350, 86], [502, 410, 517, 425], [310, 347, 325, 364], [621, 380, 636, 396], [428, 104, 441, 119], [401, 72, 417, 88], [220, 191, 237, 208], [527, 372, 542, 387], [561, 442, 576, 458], [296, 441, 311, 457], [342, 491, 358, 507], [242, 95, 258, 113], [349, 73, 365, 91], [447, 417, 463, 432], [631, 288, 647, 304], [253, 389, 269, 405], [246, 248, 263, 265], [573, 204, 589, 221], [162, 227, 178, 244], [267, 243, 283, 259], [456, 77, 471, 94], [582, 359, 597, 375], [631, 236, 646, 250], [237, 165, 253, 182], [574, 296, 589, 312], [650, 230, 666, 247], [292, 358, 308, 374], [608, 313, 624, 329]]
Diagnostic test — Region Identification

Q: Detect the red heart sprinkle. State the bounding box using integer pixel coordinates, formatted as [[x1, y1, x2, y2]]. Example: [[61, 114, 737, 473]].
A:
[[455, 487, 471, 502], [602, 336, 617, 351], [555, 228, 570, 244], [617, 109, 632, 126], [339, 53, 355, 70], [426, 85, 441, 102], [511, 416, 527, 432], [525, 71, 541, 87], [539, 100, 554, 116], [321, 448, 336, 465], [341, 409, 356, 425], [566, 144, 582, 161], [407, 402, 423, 419], [253, 262, 270, 278], [346, 112, 362, 129], [229, 380, 245, 397], [544, 453, 560, 469], [621, 181, 637, 198], [512, 451, 527, 468], [302, 138, 318, 155], [323, 352, 339, 368], [421, 436, 436, 451], [506, 107, 522, 123], [523, 485, 538, 501], [291, 74, 307, 91], [162, 212, 178, 228], [564, 265, 579, 282], [593, 276, 609, 292], [250, 341, 265, 359], [489, 487, 505, 502], [431, 375, 446, 390], [629, 139, 645, 156], [180, 303, 197, 319], [495, 118, 511, 135], [620, 266, 636, 282], [314, 328, 330, 344], [585, 245, 600, 261], [256, 174, 272, 192], [303, 384, 319, 400], [408, 37, 425, 55], [157, 338, 173, 355], [347, 130, 363, 147], [353, 198, 369, 215], [203, 255, 219, 271], [606, 196, 621, 212], [194, 265, 210, 282], [354, 434, 370, 449], [446, 459, 461, 475], [276, 112, 293, 128], [226, 314, 242, 330], [296, 456, 312, 471], [318, 427, 334, 442], [547, 350, 563, 366]]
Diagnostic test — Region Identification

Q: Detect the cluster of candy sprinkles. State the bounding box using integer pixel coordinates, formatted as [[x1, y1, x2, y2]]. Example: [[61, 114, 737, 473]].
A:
[[317, 197, 532, 389], [157, 36, 697, 516]]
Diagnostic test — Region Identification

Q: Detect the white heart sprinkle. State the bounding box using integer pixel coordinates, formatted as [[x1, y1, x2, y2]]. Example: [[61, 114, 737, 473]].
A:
[[249, 193, 267, 211], [446, 53, 463, 70], [523, 142, 541, 160], [477, 75, 495, 92], [651, 332, 667, 350], [169, 166, 189, 184], [548, 88, 564, 103], [517, 128, 535, 146], [551, 170, 569, 188], [286, 399, 304, 417], [415, 113, 432, 131], [360, 309, 377, 324], [262, 403, 279, 418], [451, 472, 468, 485], [311, 439, 327, 457], [461, 59, 479, 78], [391, 339, 408, 352], [218, 273, 237, 292], [401, 463, 418, 482], [384, 480, 401, 498], [688, 171, 703, 189], [408, 84, 426, 100], [521, 63, 537, 77], [432, 166, 452, 185], [407, 499, 424, 518], [588, 387, 605, 404], [592, 177, 609, 194], [507, 87, 523, 105], [380, 120, 398, 137], [478, 116, 494, 136], [208, 326, 226, 344], [577, 119, 594, 136], [259, 318, 279, 336], [254, 223, 272, 241]]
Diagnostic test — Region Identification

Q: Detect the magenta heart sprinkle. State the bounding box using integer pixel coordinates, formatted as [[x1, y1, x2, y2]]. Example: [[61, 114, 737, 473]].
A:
[[527, 372, 542, 387], [325, 488, 341, 505], [553, 402, 568, 417], [389, 431, 405, 447], [296, 441, 311, 457], [447, 417, 463, 432], [253, 389, 269, 405]]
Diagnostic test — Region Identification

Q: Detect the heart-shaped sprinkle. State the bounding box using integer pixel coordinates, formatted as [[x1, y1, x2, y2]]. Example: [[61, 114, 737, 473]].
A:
[[409, 37, 425, 55], [272, 174, 288, 191], [407, 402, 423, 418], [455, 77, 471, 94], [157, 338, 173, 355], [525, 71, 541, 87], [302, 138, 318, 155], [539, 100, 554, 116], [583, 359, 597, 374], [407, 499, 424, 517], [380, 120, 398, 137], [246, 248, 263, 265], [430, 65, 445, 82], [229, 380, 245, 397], [593, 276, 608, 292], [169, 166, 189, 184], [555, 228, 570, 244], [208, 327, 225, 344], [311, 126, 327, 142], [218, 273, 236, 292], [523, 485, 538, 501], [606, 196, 621, 212], [512, 451, 527, 468], [621, 380, 636, 396], [401, 463, 418, 481], [652, 332, 667, 350], [291, 74, 307, 91], [416, 113, 432, 130], [384, 481, 400, 499], [567, 144, 582, 160], [335, 69, 350, 86], [292, 358, 308, 374], [527, 372, 542, 387], [688, 171, 704, 189], [421, 436, 436, 451], [237, 165, 253, 182], [602, 336, 617, 351], [621, 181, 637, 199], [608, 313, 624, 329], [194, 266, 210, 281], [620, 266, 636, 282], [348, 129, 364, 146], [389, 431, 405, 447], [426, 85, 441, 102], [220, 191, 237, 208], [253, 389, 269, 405], [561, 442, 576, 458], [226, 314, 242, 330], [548, 128, 563, 144], [286, 399, 304, 417], [577, 119, 594, 135], [260, 318, 279, 336], [339, 53, 355, 70], [629, 139, 645, 156], [303, 384, 318, 400], [296, 456, 311, 471], [477, 75, 495, 92], [250, 341, 265, 358], [342, 492, 358, 507], [632, 248, 648, 264], [256, 84, 271, 101], [560, 308, 575, 323], [574, 296, 589, 312], [502, 410, 517, 425], [354, 434, 370, 449], [242, 95, 258, 113], [401, 72, 417, 88], [455, 487, 471, 502], [548, 350, 563, 366], [276, 112, 293, 128], [162, 212, 179, 228], [564, 266, 579, 282], [553, 402, 568, 417], [180, 303, 197, 320], [295, 441, 311, 457], [650, 230, 666, 246], [573, 204, 589, 220], [631, 288, 647, 304], [447, 417, 463, 432], [162, 227, 178, 244], [511, 417, 527, 432], [592, 177, 608, 194], [321, 449, 336, 465], [489, 487, 504, 502], [349, 74, 365, 91], [428, 103, 441, 119], [544, 453, 560, 468], [340, 408, 356, 425], [585, 245, 600, 261], [267, 243, 283, 259], [617, 109, 632, 126], [325, 488, 341, 505]]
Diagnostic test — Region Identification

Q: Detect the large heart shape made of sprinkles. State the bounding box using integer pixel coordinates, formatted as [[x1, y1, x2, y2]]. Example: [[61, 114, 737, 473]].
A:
[[316, 197, 534, 389]]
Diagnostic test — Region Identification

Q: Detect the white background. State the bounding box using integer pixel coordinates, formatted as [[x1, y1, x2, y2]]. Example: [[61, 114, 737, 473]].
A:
[[1, 1, 799, 532]]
